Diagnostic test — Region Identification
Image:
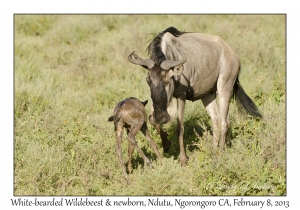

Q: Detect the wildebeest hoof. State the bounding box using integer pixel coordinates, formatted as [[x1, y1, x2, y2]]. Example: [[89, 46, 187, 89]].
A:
[[127, 165, 133, 174], [180, 154, 188, 166], [163, 146, 170, 153], [180, 160, 187, 166], [162, 140, 171, 153]]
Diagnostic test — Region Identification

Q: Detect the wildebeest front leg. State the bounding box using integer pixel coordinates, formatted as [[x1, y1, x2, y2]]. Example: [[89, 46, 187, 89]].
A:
[[178, 94, 187, 166], [141, 122, 162, 162], [115, 123, 130, 184], [149, 115, 171, 153]]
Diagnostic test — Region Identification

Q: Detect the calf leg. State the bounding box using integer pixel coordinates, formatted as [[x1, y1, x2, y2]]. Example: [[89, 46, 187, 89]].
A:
[[127, 142, 134, 173], [127, 128, 134, 173], [115, 122, 130, 184], [127, 125, 152, 168], [141, 122, 162, 162]]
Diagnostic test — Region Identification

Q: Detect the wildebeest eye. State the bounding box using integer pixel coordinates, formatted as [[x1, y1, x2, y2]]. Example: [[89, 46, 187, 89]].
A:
[[162, 77, 170, 86], [146, 76, 151, 86]]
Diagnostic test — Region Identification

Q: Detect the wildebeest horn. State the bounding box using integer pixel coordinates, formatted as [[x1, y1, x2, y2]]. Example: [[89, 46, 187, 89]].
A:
[[128, 51, 155, 69], [160, 48, 187, 70]]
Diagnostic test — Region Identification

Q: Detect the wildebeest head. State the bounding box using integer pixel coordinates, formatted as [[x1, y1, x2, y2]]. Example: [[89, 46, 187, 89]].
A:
[[128, 49, 187, 124]]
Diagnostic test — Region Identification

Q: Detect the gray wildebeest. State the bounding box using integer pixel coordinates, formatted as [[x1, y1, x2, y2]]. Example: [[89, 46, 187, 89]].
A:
[[128, 27, 262, 166], [108, 97, 162, 183]]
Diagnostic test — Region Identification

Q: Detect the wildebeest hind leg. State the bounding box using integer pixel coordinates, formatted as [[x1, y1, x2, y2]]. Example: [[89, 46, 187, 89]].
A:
[[218, 94, 230, 150], [201, 93, 220, 148], [177, 94, 187, 166], [217, 75, 235, 149]]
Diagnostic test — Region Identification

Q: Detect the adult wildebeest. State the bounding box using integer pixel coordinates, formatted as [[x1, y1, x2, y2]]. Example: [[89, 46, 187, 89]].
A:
[[128, 27, 262, 166], [108, 97, 162, 184]]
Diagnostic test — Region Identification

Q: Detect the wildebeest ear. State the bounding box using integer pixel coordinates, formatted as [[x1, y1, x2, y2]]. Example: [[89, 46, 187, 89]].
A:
[[168, 64, 184, 78], [160, 48, 187, 71], [141, 65, 150, 70], [141, 100, 148, 106]]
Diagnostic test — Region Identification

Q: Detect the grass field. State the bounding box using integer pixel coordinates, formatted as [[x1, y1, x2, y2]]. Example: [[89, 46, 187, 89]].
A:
[[14, 14, 286, 195]]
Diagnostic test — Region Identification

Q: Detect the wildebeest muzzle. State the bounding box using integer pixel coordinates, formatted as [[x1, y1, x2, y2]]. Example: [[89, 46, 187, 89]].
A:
[[150, 110, 170, 125]]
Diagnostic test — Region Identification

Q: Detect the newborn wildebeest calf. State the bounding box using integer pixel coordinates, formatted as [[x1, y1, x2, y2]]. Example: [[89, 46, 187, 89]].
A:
[[108, 97, 162, 183]]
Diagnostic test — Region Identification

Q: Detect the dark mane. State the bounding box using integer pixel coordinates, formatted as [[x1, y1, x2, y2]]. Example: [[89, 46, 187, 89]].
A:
[[146, 27, 185, 65]]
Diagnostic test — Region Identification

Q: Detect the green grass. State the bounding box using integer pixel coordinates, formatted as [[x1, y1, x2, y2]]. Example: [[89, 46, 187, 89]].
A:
[[14, 14, 286, 195]]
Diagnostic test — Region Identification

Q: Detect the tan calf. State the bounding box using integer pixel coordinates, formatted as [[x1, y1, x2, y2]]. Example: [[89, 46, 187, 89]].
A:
[[108, 97, 162, 184]]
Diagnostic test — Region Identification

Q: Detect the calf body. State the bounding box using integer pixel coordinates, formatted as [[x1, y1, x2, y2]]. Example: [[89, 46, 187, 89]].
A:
[[108, 97, 162, 184]]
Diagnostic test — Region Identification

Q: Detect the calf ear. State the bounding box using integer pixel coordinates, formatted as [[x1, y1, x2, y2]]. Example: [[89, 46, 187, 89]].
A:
[[141, 100, 148, 106]]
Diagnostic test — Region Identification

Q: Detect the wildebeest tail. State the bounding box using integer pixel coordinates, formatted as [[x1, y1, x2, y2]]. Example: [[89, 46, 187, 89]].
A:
[[233, 77, 262, 118]]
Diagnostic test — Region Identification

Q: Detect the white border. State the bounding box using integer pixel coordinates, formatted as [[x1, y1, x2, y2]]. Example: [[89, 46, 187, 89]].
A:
[[2, 0, 298, 209]]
